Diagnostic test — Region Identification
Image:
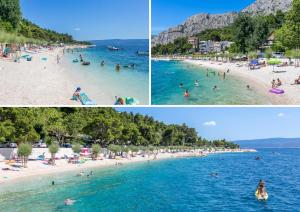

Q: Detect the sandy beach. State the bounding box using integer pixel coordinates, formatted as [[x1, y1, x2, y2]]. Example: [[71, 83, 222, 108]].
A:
[[0, 47, 80, 105], [153, 57, 300, 105], [0, 148, 255, 185], [186, 59, 300, 105]]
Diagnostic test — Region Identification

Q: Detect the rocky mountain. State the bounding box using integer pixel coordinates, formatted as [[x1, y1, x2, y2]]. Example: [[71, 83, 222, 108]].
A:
[[153, 0, 293, 45], [242, 0, 292, 15]]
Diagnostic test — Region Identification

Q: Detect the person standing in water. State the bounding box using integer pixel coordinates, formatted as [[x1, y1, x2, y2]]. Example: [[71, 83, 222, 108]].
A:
[[116, 64, 121, 71], [184, 89, 190, 97], [101, 61, 105, 66], [223, 72, 226, 80]]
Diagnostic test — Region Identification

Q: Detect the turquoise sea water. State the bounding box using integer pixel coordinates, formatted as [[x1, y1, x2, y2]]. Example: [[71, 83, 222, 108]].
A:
[[1, 148, 300, 211], [152, 60, 272, 105], [64, 39, 149, 105]]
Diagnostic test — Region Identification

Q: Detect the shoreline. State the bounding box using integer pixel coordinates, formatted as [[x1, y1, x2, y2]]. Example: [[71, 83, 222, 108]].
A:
[[152, 57, 300, 105], [0, 149, 256, 186]]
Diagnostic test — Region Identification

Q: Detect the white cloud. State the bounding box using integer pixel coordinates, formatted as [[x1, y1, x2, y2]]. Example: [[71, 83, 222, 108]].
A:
[[277, 113, 285, 117], [203, 121, 217, 127], [73, 28, 81, 31]]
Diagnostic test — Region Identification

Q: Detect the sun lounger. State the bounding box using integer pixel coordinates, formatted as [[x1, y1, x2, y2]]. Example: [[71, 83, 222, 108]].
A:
[[273, 71, 287, 73]]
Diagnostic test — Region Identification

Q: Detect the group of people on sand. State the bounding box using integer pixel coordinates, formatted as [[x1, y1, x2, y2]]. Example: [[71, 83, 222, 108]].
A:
[[271, 78, 282, 88], [271, 75, 300, 88]]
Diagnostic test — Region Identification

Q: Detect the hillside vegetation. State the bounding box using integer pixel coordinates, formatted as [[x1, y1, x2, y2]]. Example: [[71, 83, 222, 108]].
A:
[[0, 108, 239, 149]]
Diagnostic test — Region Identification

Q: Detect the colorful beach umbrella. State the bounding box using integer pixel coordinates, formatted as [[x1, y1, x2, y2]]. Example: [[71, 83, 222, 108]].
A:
[[267, 58, 281, 65], [250, 59, 259, 66], [268, 58, 281, 72]]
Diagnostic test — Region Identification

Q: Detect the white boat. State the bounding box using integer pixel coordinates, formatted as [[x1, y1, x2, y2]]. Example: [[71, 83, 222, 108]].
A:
[[107, 46, 120, 51]]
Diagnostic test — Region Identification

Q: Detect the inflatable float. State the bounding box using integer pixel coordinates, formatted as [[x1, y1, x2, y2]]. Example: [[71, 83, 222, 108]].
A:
[[269, 88, 284, 94], [255, 190, 268, 201], [73, 59, 79, 63]]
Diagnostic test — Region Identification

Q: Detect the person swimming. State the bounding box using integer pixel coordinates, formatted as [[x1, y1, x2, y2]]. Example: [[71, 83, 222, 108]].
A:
[[101, 61, 105, 66], [195, 80, 199, 87], [213, 85, 218, 91], [210, 172, 219, 177], [64, 199, 75, 206], [184, 89, 190, 97], [52, 181, 55, 186], [76, 172, 84, 177], [179, 83, 184, 88]]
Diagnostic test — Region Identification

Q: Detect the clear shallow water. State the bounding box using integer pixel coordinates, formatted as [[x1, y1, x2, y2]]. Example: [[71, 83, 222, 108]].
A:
[[64, 39, 149, 105], [152, 60, 271, 105], [1, 149, 300, 211]]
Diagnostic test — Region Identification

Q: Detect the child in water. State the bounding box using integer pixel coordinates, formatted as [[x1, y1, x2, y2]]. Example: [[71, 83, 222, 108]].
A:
[[184, 89, 190, 97]]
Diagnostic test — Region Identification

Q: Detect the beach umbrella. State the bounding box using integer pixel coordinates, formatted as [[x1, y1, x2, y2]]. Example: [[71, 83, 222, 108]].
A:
[[250, 59, 259, 66], [268, 58, 281, 72], [268, 58, 281, 65]]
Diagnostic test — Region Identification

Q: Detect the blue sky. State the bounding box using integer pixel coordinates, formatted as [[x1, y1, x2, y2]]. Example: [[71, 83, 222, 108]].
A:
[[20, 0, 149, 41], [117, 108, 300, 141], [152, 0, 255, 35]]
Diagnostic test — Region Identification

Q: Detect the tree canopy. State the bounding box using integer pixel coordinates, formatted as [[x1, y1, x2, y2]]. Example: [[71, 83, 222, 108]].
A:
[[0, 108, 239, 149], [274, 0, 300, 50], [0, 0, 21, 30], [152, 37, 193, 55]]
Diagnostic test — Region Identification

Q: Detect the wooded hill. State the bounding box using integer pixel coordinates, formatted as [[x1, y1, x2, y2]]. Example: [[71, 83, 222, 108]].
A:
[[0, 108, 239, 149]]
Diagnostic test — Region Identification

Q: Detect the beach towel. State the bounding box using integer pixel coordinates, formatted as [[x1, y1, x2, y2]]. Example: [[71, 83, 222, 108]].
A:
[[79, 93, 96, 105]]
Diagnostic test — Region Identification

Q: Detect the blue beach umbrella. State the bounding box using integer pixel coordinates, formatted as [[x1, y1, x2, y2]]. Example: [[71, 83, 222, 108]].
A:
[[250, 59, 259, 66]]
